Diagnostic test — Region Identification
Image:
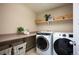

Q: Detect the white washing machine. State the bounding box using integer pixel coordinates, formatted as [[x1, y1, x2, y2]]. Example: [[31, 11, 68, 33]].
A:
[[36, 32, 53, 55], [53, 32, 74, 55]]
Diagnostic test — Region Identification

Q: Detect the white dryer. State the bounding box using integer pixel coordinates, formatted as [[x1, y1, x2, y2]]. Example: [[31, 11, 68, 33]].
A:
[[36, 32, 53, 55], [53, 32, 73, 55]]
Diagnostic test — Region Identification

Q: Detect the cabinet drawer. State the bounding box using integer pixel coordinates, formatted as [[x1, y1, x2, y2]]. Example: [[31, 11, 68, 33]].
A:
[[26, 42, 34, 47], [13, 42, 26, 55], [0, 47, 12, 55], [26, 41, 36, 51]]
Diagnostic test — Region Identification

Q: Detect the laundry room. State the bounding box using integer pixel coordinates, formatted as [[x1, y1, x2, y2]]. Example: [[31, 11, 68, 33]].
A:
[[0, 3, 74, 55]]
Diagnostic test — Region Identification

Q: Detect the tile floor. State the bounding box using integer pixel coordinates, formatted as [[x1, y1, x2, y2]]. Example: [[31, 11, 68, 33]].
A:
[[26, 48, 39, 55]]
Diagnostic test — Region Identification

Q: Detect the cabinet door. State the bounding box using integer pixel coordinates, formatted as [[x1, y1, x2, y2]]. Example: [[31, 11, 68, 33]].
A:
[[24, 36, 36, 51], [74, 3, 79, 55]]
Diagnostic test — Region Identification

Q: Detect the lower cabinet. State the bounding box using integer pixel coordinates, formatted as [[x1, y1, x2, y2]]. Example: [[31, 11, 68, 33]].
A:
[[0, 35, 36, 55]]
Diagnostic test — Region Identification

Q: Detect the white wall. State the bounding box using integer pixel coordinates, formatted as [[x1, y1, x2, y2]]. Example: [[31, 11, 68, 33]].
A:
[[36, 5, 73, 32], [0, 4, 73, 34], [0, 4, 37, 34]]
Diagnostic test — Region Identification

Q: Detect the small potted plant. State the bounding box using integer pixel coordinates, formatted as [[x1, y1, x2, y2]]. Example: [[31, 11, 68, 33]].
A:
[[44, 14, 51, 21], [17, 27, 24, 34]]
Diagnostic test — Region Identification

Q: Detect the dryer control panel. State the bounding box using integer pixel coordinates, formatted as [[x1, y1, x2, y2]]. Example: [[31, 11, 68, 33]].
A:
[[69, 34, 73, 38]]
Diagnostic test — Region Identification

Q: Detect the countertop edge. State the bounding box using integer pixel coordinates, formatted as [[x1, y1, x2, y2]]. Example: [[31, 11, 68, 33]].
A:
[[0, 33, 36, 43]]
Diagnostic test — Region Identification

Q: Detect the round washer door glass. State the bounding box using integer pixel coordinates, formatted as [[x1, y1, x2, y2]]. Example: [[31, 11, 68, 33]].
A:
[[36, 36, 49, 51], [54, 38, 73, 55]]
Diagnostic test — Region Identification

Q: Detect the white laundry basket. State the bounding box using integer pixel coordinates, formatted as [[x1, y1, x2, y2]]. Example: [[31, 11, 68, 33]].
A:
[[0, 45, 12, 55], [13, 42, 26, 55]]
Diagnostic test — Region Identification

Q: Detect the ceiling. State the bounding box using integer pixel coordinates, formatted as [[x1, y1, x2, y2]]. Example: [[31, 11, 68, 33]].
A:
[[26, 3, 72, 14]]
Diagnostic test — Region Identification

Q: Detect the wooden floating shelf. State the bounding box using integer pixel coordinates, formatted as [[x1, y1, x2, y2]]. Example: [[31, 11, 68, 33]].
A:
[[35, 18, 73, 25], [35, 13, 73, 25]]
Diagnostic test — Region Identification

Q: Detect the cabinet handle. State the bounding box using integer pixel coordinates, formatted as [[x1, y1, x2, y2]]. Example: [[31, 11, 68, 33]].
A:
[[18, 47, 23, 50]]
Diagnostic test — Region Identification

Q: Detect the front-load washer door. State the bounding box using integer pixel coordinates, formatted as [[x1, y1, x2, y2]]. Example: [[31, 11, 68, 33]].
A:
[[36, 36, 49, 51], [54, 38, 73, 55]]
